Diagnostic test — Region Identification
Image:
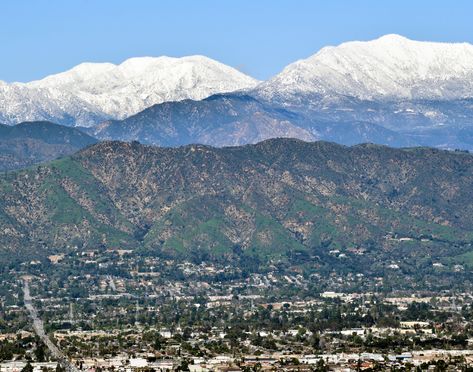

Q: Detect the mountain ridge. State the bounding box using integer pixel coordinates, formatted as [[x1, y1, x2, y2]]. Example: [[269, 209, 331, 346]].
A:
[[85, 93, 316, 146], [256, 34, 473, 102], [1, 138, 472, 285], [0, 55, 259, 126], [85, 92, 421, 148], [0, 121, 97, 171], [3, 35, 473, 150]]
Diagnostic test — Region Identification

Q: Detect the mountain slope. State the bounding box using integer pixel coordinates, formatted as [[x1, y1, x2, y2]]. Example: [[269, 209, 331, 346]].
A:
[[87, 94, 316, 146], [1, 139, 472, 283], [257, 34, 473, 102], [0, 56, 259, 126], [0, 121, 97, 171], [3, 36, 473, 150], [254, 35, 473, 150], [86, 93, 419, 148]]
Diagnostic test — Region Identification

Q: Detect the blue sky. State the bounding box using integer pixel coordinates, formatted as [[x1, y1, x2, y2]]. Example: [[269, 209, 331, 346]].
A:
[[1, 0, 472, 82]]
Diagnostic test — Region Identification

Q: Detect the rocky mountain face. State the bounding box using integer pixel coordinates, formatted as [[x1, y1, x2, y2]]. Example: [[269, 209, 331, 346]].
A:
[[0, 56, 258, 126], [0, 121, 97, 171], [1, 139, 472, 274]]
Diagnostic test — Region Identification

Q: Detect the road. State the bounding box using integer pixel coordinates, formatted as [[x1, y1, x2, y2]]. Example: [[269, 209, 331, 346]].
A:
[[23, 279, 80, 372]]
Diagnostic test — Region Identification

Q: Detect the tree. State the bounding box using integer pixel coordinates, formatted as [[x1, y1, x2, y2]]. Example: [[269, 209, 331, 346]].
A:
[[176, 359, 190, 371], [22, 362, 34, 372], [154, 334, 165, 351], [35, 343, 46, 362], [315, 359, 329, 372]]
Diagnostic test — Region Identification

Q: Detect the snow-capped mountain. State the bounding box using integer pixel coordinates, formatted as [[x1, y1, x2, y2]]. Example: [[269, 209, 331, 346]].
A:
[[257, 34, 473, 102], [250, 35, 473, 150], [0, 56, 259, 126], [3, 35, 473, 151]]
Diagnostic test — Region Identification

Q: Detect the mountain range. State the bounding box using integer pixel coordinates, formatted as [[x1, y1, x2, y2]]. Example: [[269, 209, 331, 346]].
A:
[[84, 93, 420, 148], [258, 34, 473, 102], [1, 139, 472, 285], [3, 34, 473, 169], [1, 35, 473, 289], [0, 55, 258, 127], [84, 94, 316, 147], [253, 34, 473, 150]]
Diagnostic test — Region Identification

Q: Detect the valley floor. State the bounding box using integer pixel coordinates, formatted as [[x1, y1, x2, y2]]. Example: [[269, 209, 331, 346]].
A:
[[0, 256, 472, 371]]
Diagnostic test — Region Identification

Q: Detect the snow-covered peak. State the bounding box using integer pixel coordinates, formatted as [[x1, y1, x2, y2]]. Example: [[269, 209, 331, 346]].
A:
[[29, 55, 255, 88], [258, 35, 473, 101], [1, 55, 259, 126], [375, 33, 409, 42], [27, 62, 116, 88]]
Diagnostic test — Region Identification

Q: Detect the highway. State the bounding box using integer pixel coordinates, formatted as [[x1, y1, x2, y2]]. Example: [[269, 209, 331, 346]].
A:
[[22, 279, 80, 372]]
